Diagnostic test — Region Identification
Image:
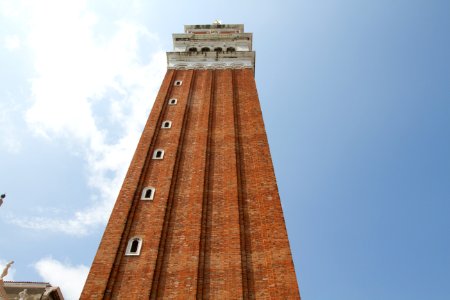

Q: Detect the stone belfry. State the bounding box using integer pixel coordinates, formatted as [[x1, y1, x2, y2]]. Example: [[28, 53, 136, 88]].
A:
[[81, 22, 300, 299]]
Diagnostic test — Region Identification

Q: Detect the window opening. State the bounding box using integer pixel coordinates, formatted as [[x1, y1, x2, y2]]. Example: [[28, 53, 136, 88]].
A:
[[141, 187, 155, 200], [130, 240, 139, 253], [125, 237, 142, 256], [169, 98, 177, 105], [153, 149, 164, 159], [162, 121, 172, 128], [174, 80, 182, 86]]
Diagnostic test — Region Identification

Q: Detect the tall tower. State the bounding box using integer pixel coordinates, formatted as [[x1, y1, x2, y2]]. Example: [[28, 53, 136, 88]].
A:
[[82, 23, 300, 299]]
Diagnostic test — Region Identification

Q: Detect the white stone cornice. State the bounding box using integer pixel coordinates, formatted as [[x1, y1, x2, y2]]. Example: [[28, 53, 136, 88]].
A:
[[168, 62, 253, 70], [167, 51, 255, 71]]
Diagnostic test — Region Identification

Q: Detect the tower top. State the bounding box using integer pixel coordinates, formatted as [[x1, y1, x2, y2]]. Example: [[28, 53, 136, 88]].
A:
[[167, 23, 255, 71], [183, 23, 244, 34]]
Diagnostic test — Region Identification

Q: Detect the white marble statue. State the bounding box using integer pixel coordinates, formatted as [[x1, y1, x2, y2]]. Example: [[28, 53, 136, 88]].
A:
[[18, 289, 28, 300], [0, 261, 13, 300], [0, 261, 13, 280]]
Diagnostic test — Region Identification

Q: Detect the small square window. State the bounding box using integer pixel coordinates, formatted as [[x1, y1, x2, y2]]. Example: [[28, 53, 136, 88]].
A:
[[174, 80, 182, 86], [169, 98, 178, 105]]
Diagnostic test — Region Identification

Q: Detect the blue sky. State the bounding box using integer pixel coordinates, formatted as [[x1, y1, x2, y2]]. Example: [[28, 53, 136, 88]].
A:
[[0, 0, 449, 299]]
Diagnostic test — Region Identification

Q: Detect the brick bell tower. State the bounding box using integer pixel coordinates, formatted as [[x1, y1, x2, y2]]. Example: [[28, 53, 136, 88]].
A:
[[82, 22, 300, 299]]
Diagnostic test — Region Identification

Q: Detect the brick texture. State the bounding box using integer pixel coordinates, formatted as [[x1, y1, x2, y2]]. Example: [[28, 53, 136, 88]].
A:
[[81, 69, 300, 299]]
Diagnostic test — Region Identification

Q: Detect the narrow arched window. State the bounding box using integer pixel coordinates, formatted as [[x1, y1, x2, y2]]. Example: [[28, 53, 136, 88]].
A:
[[169, 98, 177, 105], [141, 187, 155, 200], [153, 149, 164, 159], [162, 121, 172, 129], [214, 47, 223, 52], [125, 237, 142, 256], [174, 80, 182, 86]]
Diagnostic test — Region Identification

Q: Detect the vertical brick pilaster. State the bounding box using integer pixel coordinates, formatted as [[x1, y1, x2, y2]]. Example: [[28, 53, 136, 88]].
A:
[[207, 69, 244, 299]]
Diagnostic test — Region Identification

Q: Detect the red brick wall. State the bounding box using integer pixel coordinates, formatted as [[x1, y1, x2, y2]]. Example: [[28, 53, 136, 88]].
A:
[[236, 69, 299, 298], [81, 69, 300, 299]]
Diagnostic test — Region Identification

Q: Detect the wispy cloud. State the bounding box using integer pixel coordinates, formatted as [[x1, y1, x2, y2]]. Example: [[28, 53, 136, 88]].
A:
[[34, 257, 88, 300], [5, 0, 166, 235]]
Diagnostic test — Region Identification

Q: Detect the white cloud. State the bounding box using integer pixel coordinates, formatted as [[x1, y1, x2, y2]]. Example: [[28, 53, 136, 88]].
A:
[[6, 0, 166, 235], [4, 35, 21, 50], [0, 259, 16, 281], [0, 100, 22, 154], [34, 257, 88, 300]]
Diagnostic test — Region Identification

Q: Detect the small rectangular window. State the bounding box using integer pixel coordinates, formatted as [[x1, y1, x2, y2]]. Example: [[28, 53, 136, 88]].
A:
[[152, 149, 164, 159]]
